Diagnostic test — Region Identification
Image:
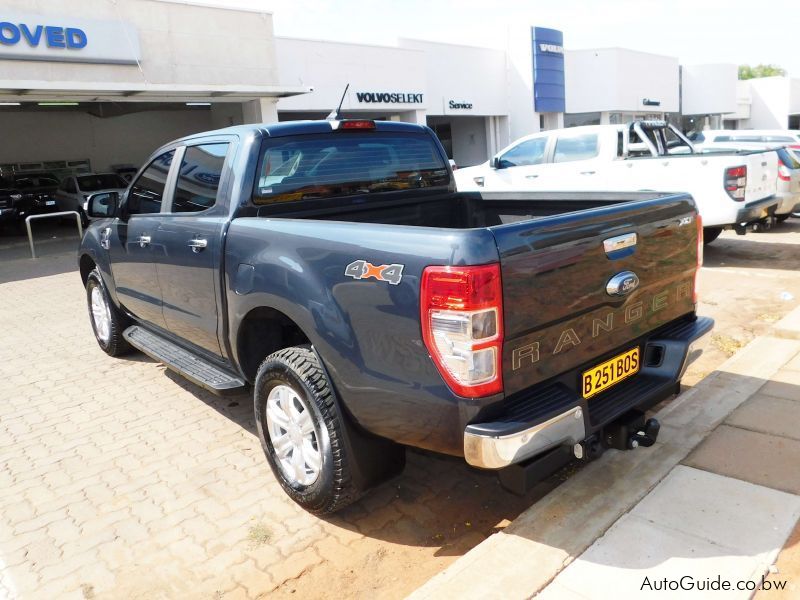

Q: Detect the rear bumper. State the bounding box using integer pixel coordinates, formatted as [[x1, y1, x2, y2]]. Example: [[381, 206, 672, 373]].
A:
[[735, 196, 778, 224], [463, 315, 714, 469]]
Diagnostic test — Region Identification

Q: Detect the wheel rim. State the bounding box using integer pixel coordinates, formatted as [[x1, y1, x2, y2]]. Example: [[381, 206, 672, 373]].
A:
[[90, 286, 112, 344], [265, 384, 322, 486]]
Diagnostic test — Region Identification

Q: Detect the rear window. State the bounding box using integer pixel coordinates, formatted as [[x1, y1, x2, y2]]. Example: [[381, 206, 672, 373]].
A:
[[77, 174, 127, 192], [13, 175, 59, 188], [253, 132, 449, 204]]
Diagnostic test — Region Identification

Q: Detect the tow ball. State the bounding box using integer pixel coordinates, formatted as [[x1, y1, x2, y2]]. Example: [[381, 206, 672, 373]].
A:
[[603, 411, 661, 452]]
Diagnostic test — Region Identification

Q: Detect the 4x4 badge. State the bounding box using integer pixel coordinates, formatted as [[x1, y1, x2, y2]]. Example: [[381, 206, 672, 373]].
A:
[[345, 260, 404, 285]]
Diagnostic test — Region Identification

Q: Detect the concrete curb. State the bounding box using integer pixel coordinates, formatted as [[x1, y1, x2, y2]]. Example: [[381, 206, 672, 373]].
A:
[[408, 335, 800, 600], [773, 305, 800, 340]]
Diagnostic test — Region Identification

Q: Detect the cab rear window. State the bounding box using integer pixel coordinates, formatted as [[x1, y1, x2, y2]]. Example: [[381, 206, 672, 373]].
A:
[[253, 132, 449, 204]]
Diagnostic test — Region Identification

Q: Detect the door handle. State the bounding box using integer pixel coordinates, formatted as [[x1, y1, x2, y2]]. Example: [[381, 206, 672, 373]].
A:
[[580, 171, 596, 175], [188, 238, 208, 253], [525, 174, 539, 179], [137, 235, 151, 248]]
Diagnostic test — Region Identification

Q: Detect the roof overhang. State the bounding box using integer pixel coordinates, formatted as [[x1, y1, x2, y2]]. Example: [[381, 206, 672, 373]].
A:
[[0, 80, 312, 103]]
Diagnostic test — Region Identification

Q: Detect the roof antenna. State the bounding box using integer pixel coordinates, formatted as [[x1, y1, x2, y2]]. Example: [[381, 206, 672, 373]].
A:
[[327, 83, 349, 120]]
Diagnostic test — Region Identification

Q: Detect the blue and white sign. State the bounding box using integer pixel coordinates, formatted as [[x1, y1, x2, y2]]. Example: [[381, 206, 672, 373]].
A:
[[0, 11, 140, 65], [531, 27, 565, 113]]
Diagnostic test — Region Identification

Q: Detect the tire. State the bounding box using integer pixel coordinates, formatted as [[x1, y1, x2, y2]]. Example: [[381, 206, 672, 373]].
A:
[[86, 268, 131, 356], [776, 214, 790, 223], [254, 346, 360, 515], [703, 227, 723, 245]]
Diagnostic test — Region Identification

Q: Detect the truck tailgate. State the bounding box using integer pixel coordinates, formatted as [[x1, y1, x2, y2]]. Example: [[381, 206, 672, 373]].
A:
[[743, 150, 778, 202], [491, 194, 698, 395]]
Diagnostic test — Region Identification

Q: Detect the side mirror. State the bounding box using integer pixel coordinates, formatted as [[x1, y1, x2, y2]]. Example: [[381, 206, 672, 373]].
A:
[[87, 192, 119, 219], [490, 156, 503, 169]]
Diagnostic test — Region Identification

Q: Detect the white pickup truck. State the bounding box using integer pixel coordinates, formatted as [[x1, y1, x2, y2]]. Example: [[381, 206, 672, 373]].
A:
[[455, 121, 779, 244]]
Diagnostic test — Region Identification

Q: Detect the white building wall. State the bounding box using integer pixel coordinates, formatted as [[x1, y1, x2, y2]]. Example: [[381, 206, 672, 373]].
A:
[[398, 39, 507, 117], [0, 0, 278, 87], [742, 77, 791, 128], [681, 64, 737, 115], [0, 109, 213, 171], [274, 37, 426, 119], [566, 48, 679, 114], [506, 25, 539, 141]]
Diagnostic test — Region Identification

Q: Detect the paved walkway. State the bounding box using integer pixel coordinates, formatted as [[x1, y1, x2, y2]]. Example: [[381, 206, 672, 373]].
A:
[[411, 309, 800, 599]]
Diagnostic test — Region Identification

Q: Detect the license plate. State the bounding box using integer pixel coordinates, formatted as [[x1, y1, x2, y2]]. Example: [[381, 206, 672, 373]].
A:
[[581, 347, 640, 399], [45, 200, 55, 206]]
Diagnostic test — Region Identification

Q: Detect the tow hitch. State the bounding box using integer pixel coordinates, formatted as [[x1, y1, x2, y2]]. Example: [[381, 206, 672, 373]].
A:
[[498, 410, 662, 495]]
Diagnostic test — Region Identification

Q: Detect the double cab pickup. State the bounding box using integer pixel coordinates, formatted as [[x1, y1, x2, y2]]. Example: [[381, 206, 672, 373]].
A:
[[78, 119, 713, 514]]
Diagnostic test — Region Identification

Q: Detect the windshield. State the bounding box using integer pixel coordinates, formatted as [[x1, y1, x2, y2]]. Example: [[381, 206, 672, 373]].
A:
[[77, 174, 127, 191], [253, 131, 449, 204]]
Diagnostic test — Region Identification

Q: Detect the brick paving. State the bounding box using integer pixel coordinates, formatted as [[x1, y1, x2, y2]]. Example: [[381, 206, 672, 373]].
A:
[[0, 243, 544, 600]]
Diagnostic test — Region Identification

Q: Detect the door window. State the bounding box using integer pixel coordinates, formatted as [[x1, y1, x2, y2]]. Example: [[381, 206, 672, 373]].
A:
[[498, 137, 548, 168], [171, 143, 229, 213], [127, 150, 175, 215], [553, 134, 599, 163]]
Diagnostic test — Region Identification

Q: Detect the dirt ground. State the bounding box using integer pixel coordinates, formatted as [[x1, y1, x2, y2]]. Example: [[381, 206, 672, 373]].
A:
[[1, 219, 798, 600]]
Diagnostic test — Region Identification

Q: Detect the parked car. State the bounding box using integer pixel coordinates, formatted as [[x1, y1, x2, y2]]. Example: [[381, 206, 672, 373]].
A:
[[0, 172, 61, 228], [55, 173, 129, 223], [78, 119, 712, 514], [455, 121, 779, 244], [699, 143, 800, 221]]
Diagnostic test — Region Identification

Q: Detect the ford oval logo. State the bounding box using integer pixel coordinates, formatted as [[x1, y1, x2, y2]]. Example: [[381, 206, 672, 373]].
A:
[[606, 271, 640, 296]]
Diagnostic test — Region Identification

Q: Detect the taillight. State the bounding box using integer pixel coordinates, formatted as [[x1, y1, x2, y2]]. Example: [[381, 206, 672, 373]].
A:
[[724, 165, 747, 201], [420, 264, 503, 397], [694, 214, 703, 304], [778, 159, 791, 182]]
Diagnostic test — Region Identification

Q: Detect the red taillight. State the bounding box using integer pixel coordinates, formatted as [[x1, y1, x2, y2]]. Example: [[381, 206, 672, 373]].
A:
[[420, 264, 503, 398], [778, 159, 791, 182], [724, 165, 747, 201], [338, 120, 376, 130], [694, 214, 703, 304]]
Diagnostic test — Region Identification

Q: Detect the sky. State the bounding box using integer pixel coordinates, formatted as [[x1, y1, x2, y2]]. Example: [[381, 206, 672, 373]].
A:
[[183, 0, 800, 77]]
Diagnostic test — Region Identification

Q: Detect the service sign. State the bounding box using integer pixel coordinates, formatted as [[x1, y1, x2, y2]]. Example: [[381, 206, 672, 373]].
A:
[[0, 11, 141, 65]]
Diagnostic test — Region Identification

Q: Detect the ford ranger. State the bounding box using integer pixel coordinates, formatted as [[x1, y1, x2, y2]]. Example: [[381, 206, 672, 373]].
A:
[[78, 119, 713, 514]]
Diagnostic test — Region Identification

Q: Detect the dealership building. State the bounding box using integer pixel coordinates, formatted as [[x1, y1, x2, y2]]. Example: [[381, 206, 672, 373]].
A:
[[1, 0, 799, 176]]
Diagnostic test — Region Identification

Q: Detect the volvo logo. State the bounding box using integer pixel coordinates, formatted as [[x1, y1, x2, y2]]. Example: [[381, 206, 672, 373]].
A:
[[606, 271, 640, 297]]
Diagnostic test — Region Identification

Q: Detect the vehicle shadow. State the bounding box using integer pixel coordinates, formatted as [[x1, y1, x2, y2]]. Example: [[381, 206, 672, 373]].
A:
[[158, 367, 581, 558], [704, 225, 800, 271]]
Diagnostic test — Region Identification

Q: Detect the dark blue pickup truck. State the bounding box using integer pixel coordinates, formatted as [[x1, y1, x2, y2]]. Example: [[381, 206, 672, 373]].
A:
[[78, 119, 712, 514]]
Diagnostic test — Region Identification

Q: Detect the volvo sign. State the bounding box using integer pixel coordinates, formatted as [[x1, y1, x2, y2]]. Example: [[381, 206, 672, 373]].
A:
[[531, 27, 566, 113], [0, 12, 141, 65]]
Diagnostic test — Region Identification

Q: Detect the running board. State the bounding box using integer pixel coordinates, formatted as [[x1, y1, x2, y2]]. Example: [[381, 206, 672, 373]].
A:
[[123, 325, 246, 395]]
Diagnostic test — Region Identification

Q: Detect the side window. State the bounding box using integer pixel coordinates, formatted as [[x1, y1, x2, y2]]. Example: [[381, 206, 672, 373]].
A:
[[128, 150, 174, 215], [171, 143, 229, 213], [553, 134, 599, 163], [498, 137, 548, 168], [65, 178, 77, 193]]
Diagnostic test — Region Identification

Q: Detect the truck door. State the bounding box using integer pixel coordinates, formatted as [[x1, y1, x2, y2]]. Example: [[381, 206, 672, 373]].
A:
[[106, 150, 175, 329], [486, 135, 550, 189], [154, 141, 232, 358], [533, 131, 603, 190]]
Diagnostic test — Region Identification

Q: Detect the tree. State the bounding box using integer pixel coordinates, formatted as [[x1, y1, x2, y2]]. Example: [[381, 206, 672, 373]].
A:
[[738, 64, 787, 80]]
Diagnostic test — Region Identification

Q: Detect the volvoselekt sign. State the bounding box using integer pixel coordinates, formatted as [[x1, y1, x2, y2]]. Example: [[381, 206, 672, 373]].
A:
[[0, 12, 141, 65], [356, 92, 424, 104]]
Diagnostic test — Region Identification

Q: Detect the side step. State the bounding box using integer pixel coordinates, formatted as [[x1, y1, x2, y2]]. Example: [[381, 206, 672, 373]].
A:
[[123, 325, 246, 395]]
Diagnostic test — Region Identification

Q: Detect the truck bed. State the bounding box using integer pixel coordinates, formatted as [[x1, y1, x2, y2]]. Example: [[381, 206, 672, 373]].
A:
[[253, 190, 680, 229]]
